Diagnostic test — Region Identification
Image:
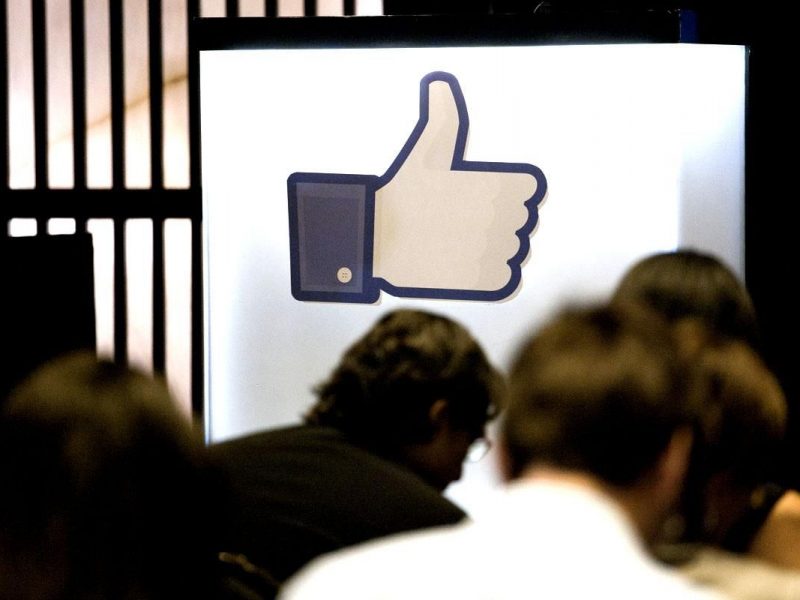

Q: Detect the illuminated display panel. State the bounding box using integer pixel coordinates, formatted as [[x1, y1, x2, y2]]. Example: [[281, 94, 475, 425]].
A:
[[198, 15, 746, 510]]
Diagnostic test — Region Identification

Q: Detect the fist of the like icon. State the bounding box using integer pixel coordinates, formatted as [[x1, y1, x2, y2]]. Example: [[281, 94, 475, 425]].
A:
[[287, 71, 547, 304]]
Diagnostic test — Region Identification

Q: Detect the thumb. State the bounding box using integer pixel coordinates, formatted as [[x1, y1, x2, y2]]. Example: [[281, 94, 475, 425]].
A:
[[385, 72, 468, 176]]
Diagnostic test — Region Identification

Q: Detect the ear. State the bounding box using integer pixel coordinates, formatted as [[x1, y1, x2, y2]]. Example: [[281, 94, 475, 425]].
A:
[[494, 436, 516, 483], [428, 398, 450, 430], [655, 426, 694, 504]]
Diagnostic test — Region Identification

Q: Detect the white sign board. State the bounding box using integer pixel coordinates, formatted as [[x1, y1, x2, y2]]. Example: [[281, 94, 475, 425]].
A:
[[200, 42, 746, 511]]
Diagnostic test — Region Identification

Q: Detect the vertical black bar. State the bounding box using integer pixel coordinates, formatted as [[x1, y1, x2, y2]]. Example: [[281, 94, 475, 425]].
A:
[[344, 0, 355, 16], [149, 0, 166, 374], [152, 218, 166, 374], [71, 0, 86, 189], [266, 0, 277, 16], [109, 0, 127, 364], [31, 0, 48, 232], [149, 0, 163, 190], [0, 0, 9, 190], [71, 0, 88, 232], [305, 0, 317, 16], [188, 0, 200, 190], [187, 0, 204, 420], [191, 212, 203, 419], [113, 218, 128, 365], [226, 0, 239, 17], [110, 2, 125, 189]]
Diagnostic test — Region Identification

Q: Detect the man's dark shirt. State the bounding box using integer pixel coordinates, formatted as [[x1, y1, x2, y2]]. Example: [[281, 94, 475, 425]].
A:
[[209, 424, 466, 586]]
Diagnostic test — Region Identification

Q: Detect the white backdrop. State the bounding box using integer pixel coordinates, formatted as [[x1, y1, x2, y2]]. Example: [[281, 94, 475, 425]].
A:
[[200, 43, 746, 512]]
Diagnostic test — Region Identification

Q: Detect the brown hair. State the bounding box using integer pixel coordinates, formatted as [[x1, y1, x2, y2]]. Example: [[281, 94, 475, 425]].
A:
[[0, 351, 223, 600], [305, 309, 504, 452], [504, 303, 698, 484]]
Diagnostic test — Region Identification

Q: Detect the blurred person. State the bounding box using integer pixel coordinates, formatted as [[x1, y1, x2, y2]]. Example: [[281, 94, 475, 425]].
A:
[[611, 248, 800, 571], [611, 249, 761, 351], [278, 304, 726, 600], [209, 308, 503, 591], [0, 351, 225, 600], [664, 331, 800, 599]]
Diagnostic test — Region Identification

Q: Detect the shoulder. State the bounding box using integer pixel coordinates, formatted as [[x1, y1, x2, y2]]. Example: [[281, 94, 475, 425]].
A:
[[749, 489, 800, 570], [210, 424, 332, 448], [278, 524, 468, 600], [681, 545, 800, 600], [209, 423, 465, 528], [208, 424, 356, 464]]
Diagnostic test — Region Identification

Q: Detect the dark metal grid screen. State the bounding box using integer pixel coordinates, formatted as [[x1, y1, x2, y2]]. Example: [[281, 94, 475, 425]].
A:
[[0, 0, 362, 417], [1, 0, 203, 414]]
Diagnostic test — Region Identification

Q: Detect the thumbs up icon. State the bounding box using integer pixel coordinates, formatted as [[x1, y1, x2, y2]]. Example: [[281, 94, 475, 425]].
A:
[[288, 71, 547, 303]]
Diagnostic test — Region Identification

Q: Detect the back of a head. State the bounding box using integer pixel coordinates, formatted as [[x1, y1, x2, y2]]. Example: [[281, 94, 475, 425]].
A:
[[611, 249, 760, 351], [305, 309, 503, 453], [503, 304, 697, 486], [691, 337, 787, 485], [0, 351, 220, 600], [678, 333, 789, 546]]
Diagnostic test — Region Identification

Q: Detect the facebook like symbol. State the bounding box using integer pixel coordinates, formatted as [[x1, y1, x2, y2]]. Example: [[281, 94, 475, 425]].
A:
[[287, 71, 547, 303]]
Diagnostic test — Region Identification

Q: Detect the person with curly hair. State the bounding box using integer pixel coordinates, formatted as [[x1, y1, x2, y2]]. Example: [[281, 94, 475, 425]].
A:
[[210, 309, 503, 592]]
